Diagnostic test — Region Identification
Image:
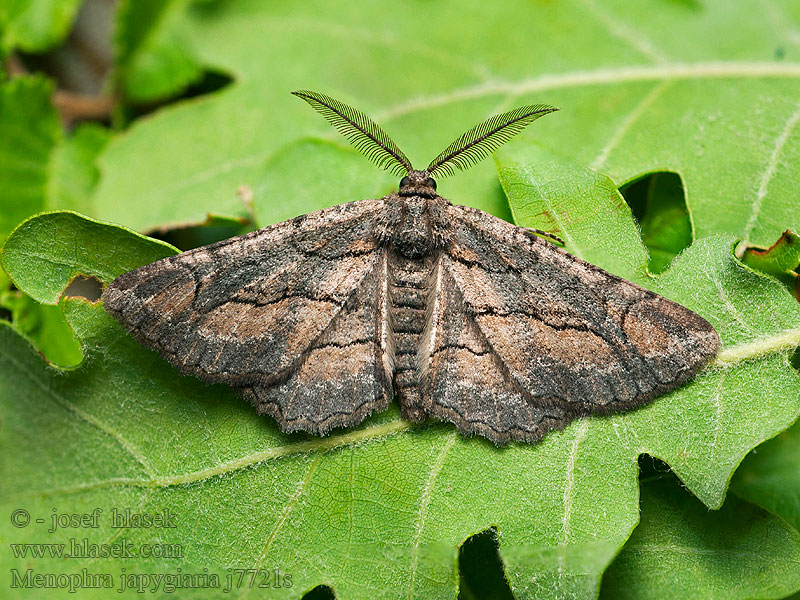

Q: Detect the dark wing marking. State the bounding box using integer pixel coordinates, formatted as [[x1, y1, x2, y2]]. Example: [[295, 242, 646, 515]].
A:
[[418, 204, 719, 444], [103, 198, 394, 434]]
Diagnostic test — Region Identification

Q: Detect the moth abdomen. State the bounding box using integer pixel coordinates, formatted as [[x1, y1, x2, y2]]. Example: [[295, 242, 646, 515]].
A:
[[388, 249, 436, 422]]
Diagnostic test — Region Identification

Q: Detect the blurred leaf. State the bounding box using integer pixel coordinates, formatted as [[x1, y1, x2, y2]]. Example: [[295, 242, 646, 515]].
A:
[[0, 76, 61, 242], [87, 0, 800, 245], [113, 0, 204, 103], [255, 139, 397, 226], [600, 473, 800, 600], [0, 76, 111, 244], [49, 123, 112, 214], [0, 0, 82, 52]]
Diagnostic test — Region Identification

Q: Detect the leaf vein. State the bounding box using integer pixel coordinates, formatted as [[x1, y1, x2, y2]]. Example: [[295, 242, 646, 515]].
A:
[[740, 98, 800, 248], [407, 431, 457, 599]]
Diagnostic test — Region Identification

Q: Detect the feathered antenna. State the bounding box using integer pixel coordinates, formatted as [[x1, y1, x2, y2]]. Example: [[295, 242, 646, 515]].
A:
[[427, 104, 558, 177], [293, 90, 413, 177]]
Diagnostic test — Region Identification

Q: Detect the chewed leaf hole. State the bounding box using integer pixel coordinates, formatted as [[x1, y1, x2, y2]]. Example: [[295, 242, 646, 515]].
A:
[[458, 527, 513, 600], [620, 172, 692, 274], [63, 275, 103, 301], [301, 584, 336, 599], [638, 454, 673, 480]]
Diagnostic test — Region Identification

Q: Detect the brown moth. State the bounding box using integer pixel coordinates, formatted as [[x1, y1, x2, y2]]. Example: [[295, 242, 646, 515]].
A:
[[103, 90, 720, 444]]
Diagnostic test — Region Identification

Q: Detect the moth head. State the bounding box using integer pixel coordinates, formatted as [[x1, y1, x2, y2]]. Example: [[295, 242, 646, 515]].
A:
[[399, 170, 437, 198]]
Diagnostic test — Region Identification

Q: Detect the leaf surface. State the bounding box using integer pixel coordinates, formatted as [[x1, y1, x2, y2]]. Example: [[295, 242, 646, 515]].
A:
[[600, 473, 800, 600], [0, 0, 82, 51]]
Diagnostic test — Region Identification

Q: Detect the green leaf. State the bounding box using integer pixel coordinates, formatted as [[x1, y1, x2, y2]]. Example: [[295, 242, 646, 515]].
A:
[[0, 291, 81, 367], [497, 143, 648, 281], [0, 0, 82, 52], [731, 420, 800, 534], [0, 76, 111, 244], [254, 139, 397, 226], [600, 473, 800, 600], [49, 124, 112, 215], [0, 211, 174, 367], [498, 145, 800, 509], [4, 2, 800, 598], [88, 0, 800, 245], [113, 0, 204, 103], [0, 76, 61, 243], [0, 211, 177, 305]]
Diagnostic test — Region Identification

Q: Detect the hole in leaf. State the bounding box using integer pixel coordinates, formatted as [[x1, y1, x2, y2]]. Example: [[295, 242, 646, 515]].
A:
[[638, 454, 672, 481], [791, 347, 800, 373], [301, 584, 336, 600], [458, 527, 514, 600], [620, 172, 692, 274], [0, 306, 11, 321], [63, 275, 103, 301]]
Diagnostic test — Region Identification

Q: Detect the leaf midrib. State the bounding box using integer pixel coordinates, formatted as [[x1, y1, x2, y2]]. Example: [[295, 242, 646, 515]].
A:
[[374, 62, 800, 124]]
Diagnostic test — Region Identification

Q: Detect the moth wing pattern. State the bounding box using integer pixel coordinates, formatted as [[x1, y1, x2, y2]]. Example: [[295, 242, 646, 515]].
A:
[[418, 204, 720, 444], [103, 198, 394, 435], [418, 257, 569, 443]]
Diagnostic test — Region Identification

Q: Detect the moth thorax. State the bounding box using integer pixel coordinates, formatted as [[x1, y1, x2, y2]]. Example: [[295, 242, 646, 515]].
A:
[[393, 197, 434, 259]]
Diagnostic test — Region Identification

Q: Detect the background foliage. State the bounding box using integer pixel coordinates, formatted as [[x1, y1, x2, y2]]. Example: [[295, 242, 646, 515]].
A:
[[1, 1, 799, 599]]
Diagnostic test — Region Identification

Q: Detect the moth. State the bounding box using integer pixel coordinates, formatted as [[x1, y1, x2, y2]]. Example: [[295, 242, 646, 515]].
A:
[[103, 90, 720, 444]]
